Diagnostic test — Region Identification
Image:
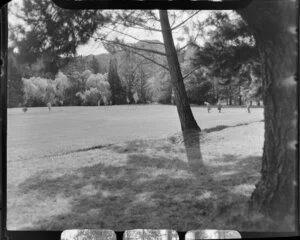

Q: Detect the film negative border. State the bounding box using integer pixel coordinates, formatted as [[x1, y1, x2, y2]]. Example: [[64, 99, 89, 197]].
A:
[[52, 0, 253, 10], [1, 0, 300, 239]]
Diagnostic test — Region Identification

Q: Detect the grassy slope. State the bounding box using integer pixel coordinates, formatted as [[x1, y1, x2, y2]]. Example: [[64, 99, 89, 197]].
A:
[[8, 106, 286, 231]]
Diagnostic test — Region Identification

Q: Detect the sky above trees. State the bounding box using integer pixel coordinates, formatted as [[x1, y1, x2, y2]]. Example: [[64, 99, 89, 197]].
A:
[[7, 0, 238, 56]]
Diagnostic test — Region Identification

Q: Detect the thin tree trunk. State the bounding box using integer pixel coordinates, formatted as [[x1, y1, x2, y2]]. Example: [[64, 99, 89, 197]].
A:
[[238, 0, 298, 220], [167, 230, 172, 240], [238, 85, 242, 105], [159, 10, 200, 131], [229, 85, 232, 105]]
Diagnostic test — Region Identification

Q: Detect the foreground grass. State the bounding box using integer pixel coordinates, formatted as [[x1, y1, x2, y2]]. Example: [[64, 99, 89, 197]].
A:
[[8, 106, 291, 231], [8, 119, 291, 231]]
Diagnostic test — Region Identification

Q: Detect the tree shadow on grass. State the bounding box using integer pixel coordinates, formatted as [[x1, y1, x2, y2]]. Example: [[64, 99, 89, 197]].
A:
[[182, 130, 207, 179], [14, 131, 274, 231], [203, 120, 264, 133]]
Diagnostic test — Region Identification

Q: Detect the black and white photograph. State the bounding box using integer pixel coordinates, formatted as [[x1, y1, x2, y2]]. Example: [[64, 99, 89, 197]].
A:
[[5, 0, 298, 232]]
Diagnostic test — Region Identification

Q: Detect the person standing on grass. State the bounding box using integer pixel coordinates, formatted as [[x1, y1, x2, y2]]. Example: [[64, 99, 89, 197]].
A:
[[47, 102, 52, 112], [103, 96, 107, 106], [217, 100, 222, 113], [246, 101, 252, 113], [204, 101, 211, 113]]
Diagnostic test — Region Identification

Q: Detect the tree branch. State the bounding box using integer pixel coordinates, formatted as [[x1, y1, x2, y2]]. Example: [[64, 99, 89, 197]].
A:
[[176, 42, 190, 52], [171, 11, 201, 31], [97, 37, 166, 56], [182, 67, 199, 80], [169, 12, 177, 28], [112, 13, 162, 32], [129, 24, 162, 32], [103, 26, 164, 46], [99, 36, 168, 71], [129, 50, 169, 71]]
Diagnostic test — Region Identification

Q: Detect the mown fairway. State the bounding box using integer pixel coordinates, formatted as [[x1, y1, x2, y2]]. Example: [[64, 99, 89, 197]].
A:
[[8, 105, 263, 161], [7, 105, 266, 230]]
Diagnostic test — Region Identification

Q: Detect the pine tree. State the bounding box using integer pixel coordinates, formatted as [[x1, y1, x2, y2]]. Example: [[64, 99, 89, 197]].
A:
[[7, 49, 23, 107], [107, 57, 125, 105], [12, 0, 110, 75], [90, 56, 101, 74], [190, 11, 261, 105], [237, 0, 297, 220]]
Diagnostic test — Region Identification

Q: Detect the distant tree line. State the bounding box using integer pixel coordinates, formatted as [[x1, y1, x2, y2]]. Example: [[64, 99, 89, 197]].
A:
[[8, 5, 262, 108], [8, 41, 262, 108]]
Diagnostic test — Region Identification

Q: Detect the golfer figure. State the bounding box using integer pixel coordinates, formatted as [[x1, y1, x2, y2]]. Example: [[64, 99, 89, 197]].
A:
[[204, 101, 211, 113], [217, 100, 222, 113], [47, 102, 52, 112], [246, 101, 252, 113]]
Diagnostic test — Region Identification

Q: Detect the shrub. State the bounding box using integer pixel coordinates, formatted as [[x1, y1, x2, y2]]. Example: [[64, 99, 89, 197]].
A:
[[22, 76, 56, 106]]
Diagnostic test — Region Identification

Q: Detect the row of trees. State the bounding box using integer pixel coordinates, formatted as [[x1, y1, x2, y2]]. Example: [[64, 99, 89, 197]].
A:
[[7, 0, 297, 225], [22, 70, 111, 107], [8, 6, 263, 108], [16, 56, 172, 107]]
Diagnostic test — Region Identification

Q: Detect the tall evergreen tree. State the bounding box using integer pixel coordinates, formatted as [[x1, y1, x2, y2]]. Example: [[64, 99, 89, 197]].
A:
[[11, 0, 110, 76], [90, 56, 101, 74], [7, 49, 23, 107], [237, 0, 298, 220], [189, 11, 261, 106], [107, 57, 125, 105]]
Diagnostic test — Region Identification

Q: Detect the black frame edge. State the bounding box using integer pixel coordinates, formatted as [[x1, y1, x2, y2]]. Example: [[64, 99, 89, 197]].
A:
[[0, 3, 8, 240], [52, 0, 253, 10]]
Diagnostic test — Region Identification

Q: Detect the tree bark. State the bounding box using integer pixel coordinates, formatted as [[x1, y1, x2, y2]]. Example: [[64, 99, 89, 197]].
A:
[[238, 0, 298, 220], [159, 10, 200, 131], [238, 85, 242, 105], [229, 85, 232, 105], [167, 230, 172, 240]]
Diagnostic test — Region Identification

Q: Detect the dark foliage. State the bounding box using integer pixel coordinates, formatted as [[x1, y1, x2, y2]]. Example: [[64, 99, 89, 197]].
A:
[[11, 0, 110, 76], [108, 57, 126, 105], [7, 49, 23, 107]]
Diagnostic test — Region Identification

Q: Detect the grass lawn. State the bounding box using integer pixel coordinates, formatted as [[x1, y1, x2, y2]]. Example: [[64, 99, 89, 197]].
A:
[[7, 105, 285, 231]]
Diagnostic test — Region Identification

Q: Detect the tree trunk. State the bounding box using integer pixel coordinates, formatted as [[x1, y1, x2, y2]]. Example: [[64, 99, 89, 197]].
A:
[[229, 85, 232, 105], [238, 85, 242, 105], [159, 10, 200, 131], [167, 230, 172, 240], [238, 0, 298, 220]]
